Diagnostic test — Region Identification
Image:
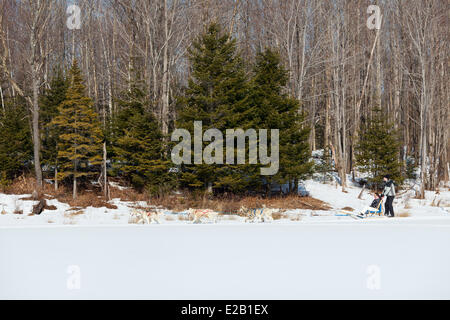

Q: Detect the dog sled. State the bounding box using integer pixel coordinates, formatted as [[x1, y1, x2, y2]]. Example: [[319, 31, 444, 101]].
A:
[[337, 198, 386, 220]]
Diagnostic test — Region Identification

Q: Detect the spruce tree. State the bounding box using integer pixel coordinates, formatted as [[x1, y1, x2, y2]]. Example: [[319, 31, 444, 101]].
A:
[[50, 60, 103, 199], [113, 79, 172, 194], [314, 147, 334, 183], [177, 23, 251, 193], [40, 68, 69, 184], [356, 106, 403, 187], [0, 98, 32, 185], [249, 49, 313, 193]]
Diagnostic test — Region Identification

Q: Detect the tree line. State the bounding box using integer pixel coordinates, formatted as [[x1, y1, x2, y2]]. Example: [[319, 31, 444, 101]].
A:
[[0, 23, 313, 198], [0, 0, 448, 199]]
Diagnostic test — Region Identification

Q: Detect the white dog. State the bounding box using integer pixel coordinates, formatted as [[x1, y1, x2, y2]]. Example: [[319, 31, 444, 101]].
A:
[[240, 205, 275, 223], [130, 208, 162, 224], [187, 208, 219, 224]]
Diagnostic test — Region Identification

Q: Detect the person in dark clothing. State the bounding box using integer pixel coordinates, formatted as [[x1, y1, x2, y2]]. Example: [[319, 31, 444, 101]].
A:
[[369, 193, 382, 209], [382, 175, 396, 217], [358, 193, 382, 216]]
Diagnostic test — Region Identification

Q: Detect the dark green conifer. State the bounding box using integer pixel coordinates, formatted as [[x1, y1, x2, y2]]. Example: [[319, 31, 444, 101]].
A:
[[40, 68, 69, 183], [0, 98, 32, 185], [113, 72, 172, 194], [356, 106, 403, 187], [250, 49, 313, 193], [177, 23, 251, 193]]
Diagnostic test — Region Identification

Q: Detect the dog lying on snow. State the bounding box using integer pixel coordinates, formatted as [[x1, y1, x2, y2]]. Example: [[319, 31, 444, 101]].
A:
[[187, 208, 220, 224], [239, 205, 276, 223], [130, 208, 162, 224]]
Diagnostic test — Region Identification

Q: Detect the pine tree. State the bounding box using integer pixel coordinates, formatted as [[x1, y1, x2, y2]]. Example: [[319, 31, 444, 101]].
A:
[[314, 147, 334, 183], [356, 106, 403, 188], [113, 78, 172, 194], [50, 60, 103, 199], [177, 23, 252, 193], [0, 97, 32, 185], [249, 49, 313, 193], [40, 68, 69, 186]]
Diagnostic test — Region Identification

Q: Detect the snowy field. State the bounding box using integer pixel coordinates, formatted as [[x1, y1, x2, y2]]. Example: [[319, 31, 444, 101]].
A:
[[1, 221, 450, 299], [1, 179, 449, 299]]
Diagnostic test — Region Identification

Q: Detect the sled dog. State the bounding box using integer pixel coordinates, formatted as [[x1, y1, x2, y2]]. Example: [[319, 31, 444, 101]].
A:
[[240, 205, 275, 223], [187, 208, 219, 224], [130, 208, 162, 224]]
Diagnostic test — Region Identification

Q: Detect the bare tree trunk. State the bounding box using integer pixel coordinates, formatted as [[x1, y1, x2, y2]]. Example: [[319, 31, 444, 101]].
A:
[[31, 40, 43, 189], [73, 175, 77, 200], [0, 84, 4, 113], [103, 141, 108, 199], [54, 166, 58, 191], [161, 0, 170, 136]]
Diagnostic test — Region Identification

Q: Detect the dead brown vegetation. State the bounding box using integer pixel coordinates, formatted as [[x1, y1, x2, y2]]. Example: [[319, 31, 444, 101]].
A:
[[3, 175, 331, 213], [4, 175, 118, 210], [150, 193, 331, 214]]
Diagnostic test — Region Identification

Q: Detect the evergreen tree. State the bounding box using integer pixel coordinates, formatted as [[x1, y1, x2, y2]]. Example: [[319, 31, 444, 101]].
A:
[[249, 49, 313, 193], [113, 78, 172, 194], [405, 156, 418, 180], [177, 23, 252, 193], [40, 68, 69, 180], [0, 98, 32, 185], [356, 107, 403, 187], [50, 60, 103, 199], [314, 147, 334, 183]]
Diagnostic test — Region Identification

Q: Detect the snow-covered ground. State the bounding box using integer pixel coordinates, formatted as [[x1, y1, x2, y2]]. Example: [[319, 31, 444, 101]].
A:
[[0, 179, 449, 299], [1, 222, 450, 299], [0, 179, 448, 226], [305, 179, 450, 218]]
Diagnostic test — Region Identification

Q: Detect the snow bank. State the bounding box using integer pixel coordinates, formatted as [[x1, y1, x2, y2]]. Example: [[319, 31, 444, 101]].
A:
[[0, 177, 449, 227], [305, 179, 450, 218]]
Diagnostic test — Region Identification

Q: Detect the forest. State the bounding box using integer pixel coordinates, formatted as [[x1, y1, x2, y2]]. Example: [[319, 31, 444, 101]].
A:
[[0, 0, 448, 200]]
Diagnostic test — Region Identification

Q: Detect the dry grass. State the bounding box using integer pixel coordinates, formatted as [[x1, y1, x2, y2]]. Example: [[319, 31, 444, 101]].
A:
[[61, 192, 118, 209], [272, 210, 288, 220], [151, 193, 331, 214], [4, 175, 37, 195], [341, 206, 354, 212], [4, 175, 119, 210], [109, 184, 148, 202], [65, 208, 85, 216], [3, 175, 331, 214], [177, 214, 192, 222], [397, 211, 411, 218], [290, 215, 303, 222]]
